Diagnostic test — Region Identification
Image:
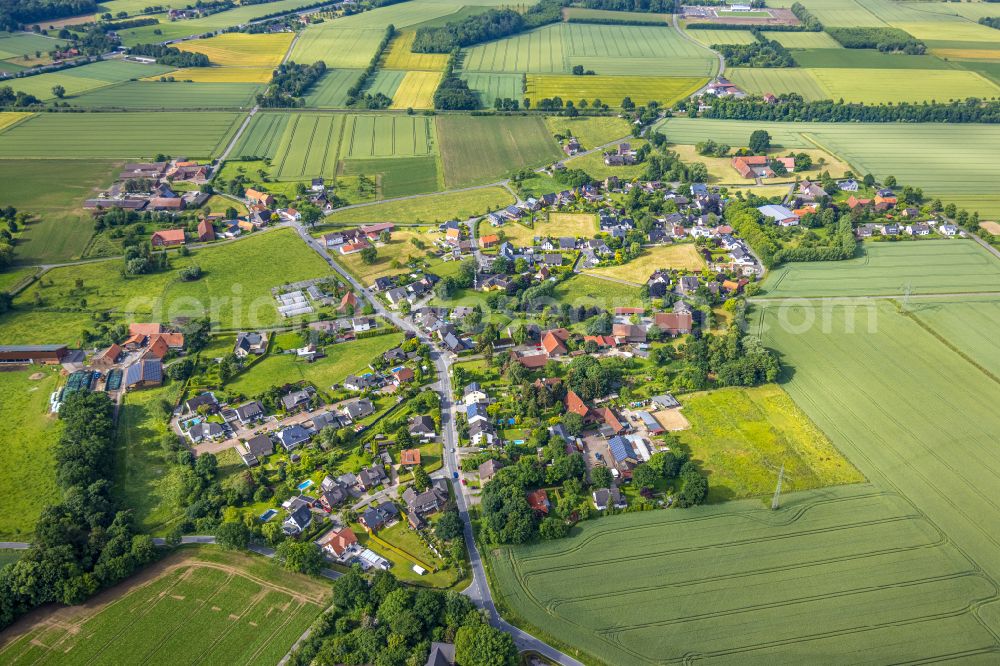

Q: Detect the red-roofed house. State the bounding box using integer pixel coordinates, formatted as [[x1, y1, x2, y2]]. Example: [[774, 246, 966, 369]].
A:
[[393, 367, 415, 384], [526, 489, 550, 515], [541, 330, 568, 356], [593, 406, 625, 434], [340, 240, 371, 255], [151, 228, 185, 247], [847, 195, 872, 209], [130, 323, 163, 336], [731, 155, 794, 179], [197, 219, 215, 242], [338, 292, 358, 312], [584, 335, 617, 348], [612, 323, 646, 343], [400, 448, 421, 466], [92, 343, 122, 369], [517, 353, 549, 369], [142, 335, 170, 360], [245, 188, 275, 207], [318, 527, 358, 560], [566, 390, 590, 419], [653, 312, 693, 336], [481, 234, 500, 248], [614, 307, 644, 315]]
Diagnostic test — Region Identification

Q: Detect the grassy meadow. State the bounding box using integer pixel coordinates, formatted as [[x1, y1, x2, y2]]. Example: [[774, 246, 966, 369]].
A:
[[0, 547, 330, 664], [585, 243, 706, 282], [552, 274, 644, 308], [543, 115, 631, 149], [437, 115, 561, 188], [333, 228, 436, 284], [323, 187, 514, 224]]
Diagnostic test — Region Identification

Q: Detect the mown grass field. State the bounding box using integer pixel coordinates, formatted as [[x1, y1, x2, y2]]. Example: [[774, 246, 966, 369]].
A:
[[0, 368, 62, 540], [552, 273, 644, 308], [271, 112, 345, 180], [226, 333, 404, 395], [0, 548, 330, 664], [461, 23, 716, 77], [760, 241, 1000, 298], [0, 111, 242, 158], [526, 74, 705, 108], [382, 30, 448, 70], [684, 28, 756, 45], [68, 81, 260, 110], [660, 118, 1000, 216], [151, 66, 274, 83], [543, 115, 631, 150], [5, 229, 331, 338], [389, 70, 442, 109], [585, 243, 706, 281], [790, 48, 953, 69], [563, 138, 649, 179], [333, 228, 436, 284], [491, 486, 998, 665], [324, 186, 514, 224], [0, 159, 118, 264], [490, 212, 597, 246], [174, 32, 293, 67], [437, 115, 561, 188], [0, 31, 65, 60], [676, 385, 864, 501]]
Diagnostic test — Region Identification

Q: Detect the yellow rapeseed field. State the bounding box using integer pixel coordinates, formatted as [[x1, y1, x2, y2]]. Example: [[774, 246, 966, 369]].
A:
[[0, 112, 33, 132], [389, 70, 442, 109], [174, 32, 293, 68], [382, 31, 448, 71]]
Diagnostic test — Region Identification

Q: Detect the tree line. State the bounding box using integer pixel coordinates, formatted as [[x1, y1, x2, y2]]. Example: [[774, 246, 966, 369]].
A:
[[703, 93, 1000, 123], [978, 16, 1000, 29], [433, 49, 480, 110], [257, 60, 326, 108], [0, 0, 96, 30], [128, 43, 211, 67], [826, 26, 926, 53], [0, 392, 156, 630], [576, 0, 676, 11], [412, 0, 564, 53], [346, 25, 395, 108]]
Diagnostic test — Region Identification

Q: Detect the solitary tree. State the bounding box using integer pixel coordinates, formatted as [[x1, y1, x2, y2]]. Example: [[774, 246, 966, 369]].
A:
[[748, 130, 771, 155], [360, 246, 378, 265], [51, 84, 65, 98]]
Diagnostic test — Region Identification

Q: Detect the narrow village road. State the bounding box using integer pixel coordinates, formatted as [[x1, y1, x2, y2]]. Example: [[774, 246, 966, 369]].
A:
[[673, 12, 725, 81]]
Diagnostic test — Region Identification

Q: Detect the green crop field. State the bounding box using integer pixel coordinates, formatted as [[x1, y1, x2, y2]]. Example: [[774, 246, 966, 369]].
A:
[[0, 548, 330, 664], [225, 333, 404, 396], [67, 81, 260, 110], [230, 112, 291, 159], [0, 368, 62, 540], [810, 67, 1000, 103], [332, 0, 470, 29], [789, 48, 954, 69], [363, 68, 406, 101], [0, 31, 66, 60], [437, 115, 561, 188], [1, 229, 332, 342], [904, 297, 1000, 379], [340, 114, 435, 159], [527, 74, 705, 108], [324, 186, 515, 224], [461, 73, 523, 107], [659, 118, 1000, 216], [341, 156, 441, 198], [760, 241, 1000, 298], [728, 67, 830, 100], [675, 385, 864, 501], [0, 159, 119, 264], [770, 0, 887, 27], [461, 23, 717, 77], [271, 113, 346, 180], [563, 7, 670, 23], [0, 111, 242, 159], [685, 28, 756, 46], [7, 59, 174, 100], [290, 26, 385, 68], [304, 68, 363, 108]]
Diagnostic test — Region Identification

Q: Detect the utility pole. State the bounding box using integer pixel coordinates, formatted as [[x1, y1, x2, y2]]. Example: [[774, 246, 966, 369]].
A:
[[771, 463, 785, 510]]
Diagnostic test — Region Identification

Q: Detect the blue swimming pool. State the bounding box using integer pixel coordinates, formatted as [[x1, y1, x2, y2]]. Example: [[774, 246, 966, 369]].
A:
[[297, 479, 314, 491], [259, 509, 277, 522], [514, 439, 525, 445]]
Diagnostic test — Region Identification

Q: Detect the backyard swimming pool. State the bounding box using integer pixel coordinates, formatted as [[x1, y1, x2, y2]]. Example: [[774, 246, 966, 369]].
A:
[[297, 479, 314, 491]]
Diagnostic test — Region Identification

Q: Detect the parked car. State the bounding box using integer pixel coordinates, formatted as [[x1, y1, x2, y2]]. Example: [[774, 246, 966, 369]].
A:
[[452, 471, 459, 479]]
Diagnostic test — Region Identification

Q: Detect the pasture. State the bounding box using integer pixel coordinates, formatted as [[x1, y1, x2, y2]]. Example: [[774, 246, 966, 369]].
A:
[[491, 485, 998, 664], [461, 72, 523, 106], [7, 229, 331, 334], [324, 187, 514, 224], [67, 81, 260, 110], [526, 74, 704, 108], [0, 159, 119, 264], [0, 548, 330, 665], [585, 243, 706, 282], [340, 114, 435, 159], [760, 241, 1000, 298], [461, 23, 716, 77], [676, 385, 864, 501], [174, 32, 293, 68], [389, 70, 442, 109], [271, 113, 345, 180], [437, 115, 561, 188], [290, 26, 385, 68], [543, 115, 631, 149], [660, 118, 1000, 216], [226, 333, 405, 395], [382, 30, 448, 70], [0, 112, 242, 159], [0, 369, 62, 540], [150, 66, 273, 83], [304, 68, 363, 108], [340, 156, 441, 198], [0, 31, 66, 61]]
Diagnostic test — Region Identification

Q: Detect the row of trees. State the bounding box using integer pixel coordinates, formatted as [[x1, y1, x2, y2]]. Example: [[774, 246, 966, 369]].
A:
[[704, 93, 1000, 123], [346, 25, 395, 108], [826, 26, 926, 53], [433, 50, 480, 110], [412, 0, 563, 53], [257, 60, 327, 108], [0, 392, 156, 629], [128, 43, 210, 67]]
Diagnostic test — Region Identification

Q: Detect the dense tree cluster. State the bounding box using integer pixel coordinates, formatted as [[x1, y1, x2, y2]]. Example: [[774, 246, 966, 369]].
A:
[[713, 35, 797, 67], [0, 0, 96, 30], [128, 43, 210, 67], [0, 85, 41, 108], [412, 0, 564, 53], [257, 61, 326, 108], [826, 27, 925, 53], [723, 198, 856, 267], [286, 569, 517, 666], [979, 17, 1000, 30], [703, 93, 1000, 124], [433, 49, 480, 110], [671, 318, 780, 390], [789, 1, 822, 31], [0, 392, 156, 630]]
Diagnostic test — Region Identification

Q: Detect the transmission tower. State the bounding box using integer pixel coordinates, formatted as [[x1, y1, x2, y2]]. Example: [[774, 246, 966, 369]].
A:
[[771, 463, 785, 510]]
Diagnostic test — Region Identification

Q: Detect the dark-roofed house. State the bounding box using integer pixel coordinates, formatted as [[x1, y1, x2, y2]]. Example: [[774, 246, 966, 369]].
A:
[[478, 459, 502, 483], [408, 414, 436, 440], [608, 435, 638, 467], [234, 332, 268, 358], [281, 388, 312, 412], [283, 504, 312, 535], [241, 434, 274, 467], [651, 393, 680, 409], [593, 486, 627, 511], [184, 392, 219, 414], [187, 421, 224, 443], [425, 642, 456, 666], [357, 464, 388, 491], [123, 359, 163, 388], [319, 482, 349, 511], [360, 500, 399, 533], [276, 424, 311, 451], [343, 398, 375, 421], [235, 400, 265, 424]]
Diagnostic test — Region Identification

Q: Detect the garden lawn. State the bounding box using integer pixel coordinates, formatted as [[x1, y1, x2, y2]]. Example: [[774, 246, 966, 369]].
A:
[[585, 244, 706, 281], [225, 333, 404, 396], [437, 115, 561, 188], [563, 139, 649, 179], [675, 385, 864, 501], [0, 368, 62, 540], [333, 229, 436, 284], [324, 187, 514, 225]]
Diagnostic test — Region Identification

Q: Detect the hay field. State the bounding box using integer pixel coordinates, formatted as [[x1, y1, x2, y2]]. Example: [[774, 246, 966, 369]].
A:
[[437, 115, 561, 187], [389, 70, 442, 109], [0, 549, 329, 665], [174, 32, 294, 67], [461, 23, 716, 77], [981, 221, 1000, 235], [324, 187, 514, 224], [340, 114, 435, 158], [382, 30, 448, 70], [526, 74, 704, 108], [932, 48, 1000, 62], [585, 244, 706, 281], [271, 113, 345, 180], [760, 241, 1000, 298], [0, 111, 242, 158], [728, 67, 830, 100], [290, 26, 385, 68], [669, 143, 851, 184], [149, 66, 273, 83], [492, 212, 598, 246]]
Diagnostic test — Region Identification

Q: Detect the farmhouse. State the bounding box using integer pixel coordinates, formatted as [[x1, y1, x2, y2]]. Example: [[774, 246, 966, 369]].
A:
[[197, 219, 215, 242], [245, 188, 275, 207], [731, 155, 794, 179], [654, 312, 694, 336], [757, 205, 799, 226], [150, 229, 186, 246], [526, 489, 551, 515], [234, 331, 268, 358]]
